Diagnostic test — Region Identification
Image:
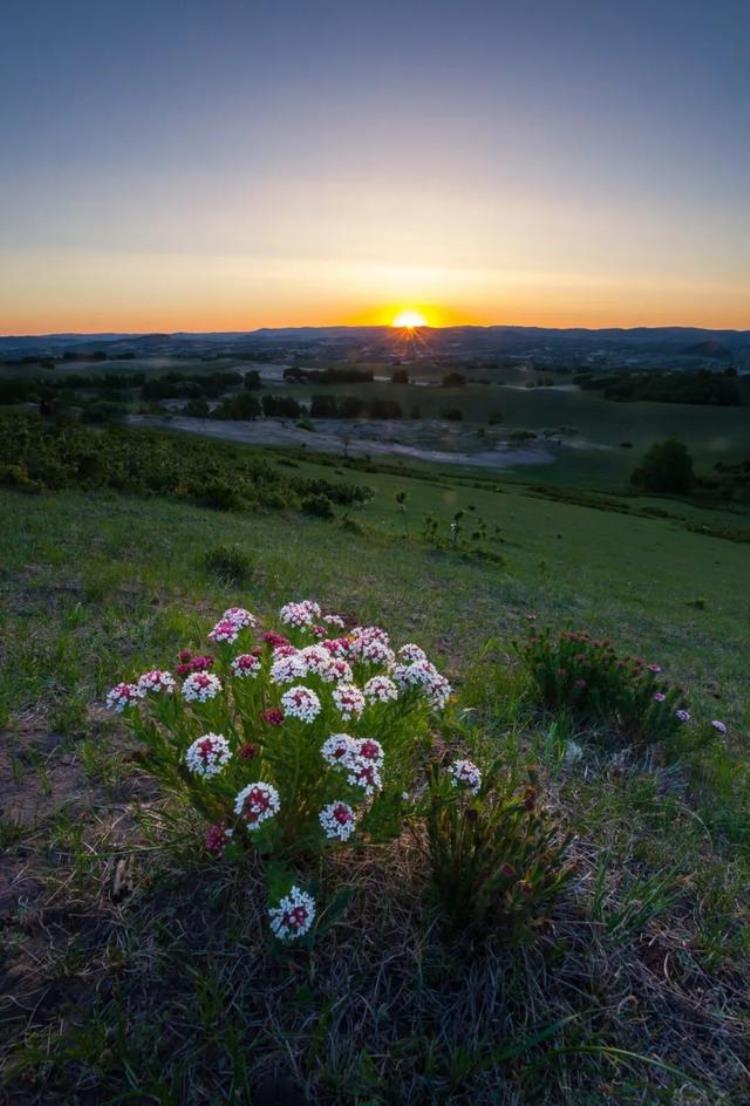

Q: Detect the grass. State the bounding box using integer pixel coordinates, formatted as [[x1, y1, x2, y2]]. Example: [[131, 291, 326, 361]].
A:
[[1, 466, 749, 1104]]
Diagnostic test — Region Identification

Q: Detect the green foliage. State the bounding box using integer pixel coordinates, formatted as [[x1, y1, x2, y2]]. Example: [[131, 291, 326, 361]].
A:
[[202, 544, 254, 585], [0, 413, 369, 517], [424, 759, 572, 941], [516, 627, 687, 748], [631, 438, 695, 493], [301, 492, 335, 519]]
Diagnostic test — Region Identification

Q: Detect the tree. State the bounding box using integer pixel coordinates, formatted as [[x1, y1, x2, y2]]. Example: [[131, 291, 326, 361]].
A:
[[442, 372, 466, 388], [391, 368, 410, 384], [243, 370, 261, 390], [631, 439, 694, 494]]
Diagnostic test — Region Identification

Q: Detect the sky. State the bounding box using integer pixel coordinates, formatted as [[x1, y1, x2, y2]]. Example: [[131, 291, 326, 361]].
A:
[[1, 0, 749, 334]]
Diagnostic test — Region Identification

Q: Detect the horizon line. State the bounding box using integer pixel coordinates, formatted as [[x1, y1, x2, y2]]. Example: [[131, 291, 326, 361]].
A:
[[3, 321, 750, 340]]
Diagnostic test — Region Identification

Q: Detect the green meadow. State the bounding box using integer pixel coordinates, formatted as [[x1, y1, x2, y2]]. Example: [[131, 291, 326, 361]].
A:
[[2, 421, 749, 1104]]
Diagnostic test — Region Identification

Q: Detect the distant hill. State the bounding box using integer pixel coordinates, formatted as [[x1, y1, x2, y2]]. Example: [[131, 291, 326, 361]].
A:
[[681, 339, 733, 360], [2, 324, 749, 368]]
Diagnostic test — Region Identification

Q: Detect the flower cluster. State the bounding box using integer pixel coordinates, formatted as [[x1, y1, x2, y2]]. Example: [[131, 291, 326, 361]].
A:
[[137, 669, 176, 695], [222, 607, 256, 629], [208, 619, 241, 645], [393, 659, 452, 709], [230, 652, 262, 678], [105, 596, 451, 944], [319, 800, 357, 841], [322, 733, 384, 796], [363, 674, 399, 704], [332, 683, 365, 720], [234, 781, 281, 829], [449, 758, 482, 796], [185, 733, 232, 778], [268, 885, 316, 941], [105, 682, 143, 713], [279, 599, 321, 629], [182, 671, 223, 702], [281, 685, 321, 723]]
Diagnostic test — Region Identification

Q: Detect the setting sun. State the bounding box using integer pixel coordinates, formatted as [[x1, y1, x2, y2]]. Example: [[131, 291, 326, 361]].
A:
[[392, 309, 427, 329]]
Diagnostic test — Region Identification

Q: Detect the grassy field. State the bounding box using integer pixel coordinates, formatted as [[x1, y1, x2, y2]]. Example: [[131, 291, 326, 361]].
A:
[[5, 355, 749, 490], [2, 450, 749, 1105], [264, 376, 750, 488]]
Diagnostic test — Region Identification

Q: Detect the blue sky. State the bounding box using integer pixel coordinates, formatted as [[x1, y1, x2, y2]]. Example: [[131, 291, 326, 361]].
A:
[[1, 0, 748, 331]]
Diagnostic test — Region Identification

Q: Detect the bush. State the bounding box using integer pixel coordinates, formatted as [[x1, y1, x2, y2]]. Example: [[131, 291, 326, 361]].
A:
[[631, 439, 694, 494], [106, 602, 453, 943], [301, 493, 335, 519], [203, 545, 254, 585], [516, 627, 688, 748], [424, 758, 572, 941]]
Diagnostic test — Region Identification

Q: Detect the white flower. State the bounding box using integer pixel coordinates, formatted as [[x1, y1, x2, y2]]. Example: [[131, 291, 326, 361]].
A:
[[398, 643, 427, 663], [182, 671, 223, 702], [321, 733, 358, 768], [185, 733, 232, 778], [425, 673, 452, 710], [332, 683, 365, 721], [279, 599, 321, 628], [234, 781, 280, 829], [230, 653, 262, 678], [106, 682, 144, 713], [355, 737, 384, 768], [281, 685, 322, 723], [208, 619, 240, 645], [322, 657, 353, 684], [137, 669, 176, 695], [675, 709, 691, 723], [222, 606, 256, 629], [346, 759, 383, 796], [301, 644, 334, 679], [319, 801, 357, 841], [270, 652, 308, 685], [710, 719, 727, 735], [268, 885, 316, 942], [323, 614, 345, 629], [348, 625, 390, 659], [393, 659, 451, 708], [449, 758, 482, 796], [392, 662, 425, 690], [363, 675, 399, 704], [360, 638, 396, 666]]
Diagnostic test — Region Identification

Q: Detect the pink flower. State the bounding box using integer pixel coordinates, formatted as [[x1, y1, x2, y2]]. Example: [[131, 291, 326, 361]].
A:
[[653, 692, 666, 702], [648, 663, 662, 674], [190, 655, 215, 671], [205, 823, 229, 856], [106, 682, 143, 713], [319, 801, 357, 841], [260, 707, 284, 726], [234, 782, 280, 829], [208, 619, 240, 645], [230, 653, 262, 679]]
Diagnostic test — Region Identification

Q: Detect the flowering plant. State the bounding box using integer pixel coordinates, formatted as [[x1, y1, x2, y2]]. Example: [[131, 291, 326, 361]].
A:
[[106, 599, 453, 938], [516, 627, 688, 748], [423, 757, 573, 940]]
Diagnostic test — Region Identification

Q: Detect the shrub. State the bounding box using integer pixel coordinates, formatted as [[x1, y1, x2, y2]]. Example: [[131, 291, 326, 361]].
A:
[[301, 493, 335, 519], [423, 758, 572, 941], [203, 544, 254, 585], [631, 438, 694, 494], [516, 627, 688, 748], [106, 603, 453, 942]]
